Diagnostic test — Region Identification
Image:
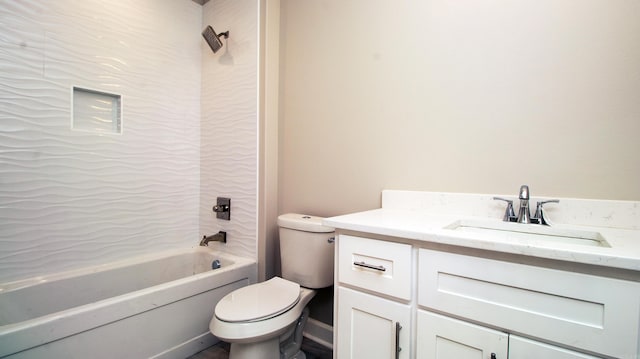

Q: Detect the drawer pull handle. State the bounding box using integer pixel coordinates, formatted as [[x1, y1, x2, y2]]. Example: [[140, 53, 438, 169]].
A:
[[395, 322, 402, 359], [491, 353, 496, 359], [353, 261, 386, 272]]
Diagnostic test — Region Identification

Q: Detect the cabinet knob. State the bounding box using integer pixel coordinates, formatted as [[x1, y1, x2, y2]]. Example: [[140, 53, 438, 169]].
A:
[[491, 353, 497, 359]]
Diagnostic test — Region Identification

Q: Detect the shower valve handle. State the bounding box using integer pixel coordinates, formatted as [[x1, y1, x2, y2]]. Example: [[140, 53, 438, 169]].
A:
[[213, 205, 229, 213], [213, 197, 231, 220]]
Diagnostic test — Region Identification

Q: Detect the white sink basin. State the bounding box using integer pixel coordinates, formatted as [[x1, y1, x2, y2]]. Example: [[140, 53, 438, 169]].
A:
[[444, 219, 610, 247]]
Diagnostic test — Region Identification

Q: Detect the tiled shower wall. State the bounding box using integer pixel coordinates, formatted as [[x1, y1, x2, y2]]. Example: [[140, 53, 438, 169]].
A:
[[0, 0, 258, 283], [199, 0, 258, 260]]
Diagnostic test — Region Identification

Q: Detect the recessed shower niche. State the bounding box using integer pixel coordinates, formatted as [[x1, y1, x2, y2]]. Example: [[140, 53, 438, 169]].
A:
[[71, 86, 122, 134]]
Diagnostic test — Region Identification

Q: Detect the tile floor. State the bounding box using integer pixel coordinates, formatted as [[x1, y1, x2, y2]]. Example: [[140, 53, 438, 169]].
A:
[[187, 338, 332, 359]]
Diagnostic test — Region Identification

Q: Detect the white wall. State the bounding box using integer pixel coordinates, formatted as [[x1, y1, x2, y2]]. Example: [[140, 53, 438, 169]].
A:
[[0, 0, 202, 283], [279, 0, 640, 216], [259, 0, 282, 280], [200, 0, 259, 260]]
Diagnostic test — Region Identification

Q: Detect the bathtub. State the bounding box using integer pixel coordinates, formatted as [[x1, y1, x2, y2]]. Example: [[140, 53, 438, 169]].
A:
[[0, 247, 256, 359]]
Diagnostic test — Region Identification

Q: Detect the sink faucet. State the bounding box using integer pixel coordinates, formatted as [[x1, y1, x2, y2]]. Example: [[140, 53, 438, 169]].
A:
[[493, 185, 559, 225], [532, 199, 560, 225], [516, 185, 532, 224]]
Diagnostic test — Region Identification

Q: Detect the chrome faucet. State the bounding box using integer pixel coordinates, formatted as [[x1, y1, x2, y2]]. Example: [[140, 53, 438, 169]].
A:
[[492, 196, 516, 222], [200, 231, 227, 246], [516, 185, 532, 224], [493, 185, 559, 225], [532, 199, 560, 225]]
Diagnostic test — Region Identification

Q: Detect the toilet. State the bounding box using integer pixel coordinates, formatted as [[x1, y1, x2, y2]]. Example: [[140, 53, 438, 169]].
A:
[[210, 213, 335, 359]]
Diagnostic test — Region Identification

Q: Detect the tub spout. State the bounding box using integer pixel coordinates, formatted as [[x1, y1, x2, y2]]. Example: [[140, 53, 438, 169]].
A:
[[200, 231, 227, 246]]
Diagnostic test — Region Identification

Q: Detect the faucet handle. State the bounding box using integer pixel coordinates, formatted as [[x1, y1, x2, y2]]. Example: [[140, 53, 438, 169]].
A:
[[493, 197, 516, 222], [532, 199, 560, 225]]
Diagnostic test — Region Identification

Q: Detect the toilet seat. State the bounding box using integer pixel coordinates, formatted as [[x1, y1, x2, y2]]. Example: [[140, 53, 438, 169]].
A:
[[215, 277, 301, 323]]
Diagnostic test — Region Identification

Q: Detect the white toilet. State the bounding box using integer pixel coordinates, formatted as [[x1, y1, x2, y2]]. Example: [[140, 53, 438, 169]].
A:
[[210, 213, 335, 359]]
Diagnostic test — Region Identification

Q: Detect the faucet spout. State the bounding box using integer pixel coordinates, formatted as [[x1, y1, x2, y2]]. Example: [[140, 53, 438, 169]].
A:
[[516, 185, 532, 224], [200, 231, 227, 246], [519, 185, 529, 201]]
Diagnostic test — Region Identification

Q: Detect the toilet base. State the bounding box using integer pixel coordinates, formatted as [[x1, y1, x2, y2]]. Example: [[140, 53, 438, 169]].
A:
[[281, 307, 309, 358], [229, 338, 280, 359], [290, 350, 307, 359], [229, 341, 307, 359], [228, 307, 310, 359]]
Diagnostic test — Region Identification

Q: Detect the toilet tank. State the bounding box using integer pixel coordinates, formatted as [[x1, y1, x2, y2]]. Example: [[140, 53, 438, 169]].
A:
[[278, 213, 335, 289]]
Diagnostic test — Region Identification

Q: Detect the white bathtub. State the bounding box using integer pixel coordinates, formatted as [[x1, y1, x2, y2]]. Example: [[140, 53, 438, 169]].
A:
[[0, 247, 256, 359]]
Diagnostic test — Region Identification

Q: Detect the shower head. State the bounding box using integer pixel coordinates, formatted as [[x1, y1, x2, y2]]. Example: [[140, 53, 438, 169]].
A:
[[202, 25, 229, 54]]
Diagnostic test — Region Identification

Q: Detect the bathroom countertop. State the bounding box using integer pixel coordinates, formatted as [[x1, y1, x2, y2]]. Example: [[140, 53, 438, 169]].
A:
[[323, 191, 640, 272]]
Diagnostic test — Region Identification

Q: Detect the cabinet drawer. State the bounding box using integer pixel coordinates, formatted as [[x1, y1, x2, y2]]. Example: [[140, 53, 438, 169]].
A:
[[338, 235, 412, 300], [418, 249, 640, 359]]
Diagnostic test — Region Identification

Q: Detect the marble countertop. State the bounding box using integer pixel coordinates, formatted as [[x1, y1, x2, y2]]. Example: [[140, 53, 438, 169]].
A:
[[323, 190, 640, 272]]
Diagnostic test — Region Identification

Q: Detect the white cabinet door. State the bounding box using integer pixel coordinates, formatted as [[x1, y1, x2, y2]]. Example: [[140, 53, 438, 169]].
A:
[[416, 310, 508, 359], [418, 248, 640, 358], [336, 287, 411, 359], [509, 335, 603, 359]]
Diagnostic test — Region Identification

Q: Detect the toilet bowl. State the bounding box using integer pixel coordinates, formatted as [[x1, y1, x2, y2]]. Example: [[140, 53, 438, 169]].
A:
[[209, 214, 335, 359], [210, 277, 315, 358]]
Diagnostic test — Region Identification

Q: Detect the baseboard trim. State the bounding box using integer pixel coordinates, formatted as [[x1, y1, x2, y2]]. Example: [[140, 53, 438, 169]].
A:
[[303, 318, 333, 350], [151, 332, 218, 359]]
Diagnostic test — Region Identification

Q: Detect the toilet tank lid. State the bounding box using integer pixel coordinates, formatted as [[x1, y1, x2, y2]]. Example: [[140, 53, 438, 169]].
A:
[[278, 213, 334, 233]]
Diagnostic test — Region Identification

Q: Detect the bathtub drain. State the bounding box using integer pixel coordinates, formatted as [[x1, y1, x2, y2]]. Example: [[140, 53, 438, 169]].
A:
[[212, 259, 221, 269]]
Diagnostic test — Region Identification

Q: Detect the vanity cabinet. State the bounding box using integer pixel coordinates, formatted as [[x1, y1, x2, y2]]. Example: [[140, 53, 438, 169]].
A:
[[337, 234, 412, 301], [416, 311, 600, 359], [337, 287, 410, 359], [509, 335, 602, 359], [335, 235, 412, 358], [418, 249, 640, 359], [334, 233, 640, 359], [416, 310, 508, 359]]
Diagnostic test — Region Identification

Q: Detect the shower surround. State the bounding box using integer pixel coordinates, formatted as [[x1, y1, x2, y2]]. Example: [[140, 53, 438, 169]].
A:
[[0, 0, 259, 283]]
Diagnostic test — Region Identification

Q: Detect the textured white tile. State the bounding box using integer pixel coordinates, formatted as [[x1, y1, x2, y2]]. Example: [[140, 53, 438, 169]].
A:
[[199, 0, 259, 260], [0, 0, 203, 282]]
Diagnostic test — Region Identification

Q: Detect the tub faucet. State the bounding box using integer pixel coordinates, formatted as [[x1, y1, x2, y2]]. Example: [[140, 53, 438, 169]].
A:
[[200, 231, 227, 246]]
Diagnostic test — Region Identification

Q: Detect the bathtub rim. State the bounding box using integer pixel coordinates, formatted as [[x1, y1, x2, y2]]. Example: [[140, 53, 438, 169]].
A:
[[0, 246, 256, 357], [0, 246, 252, 293]]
